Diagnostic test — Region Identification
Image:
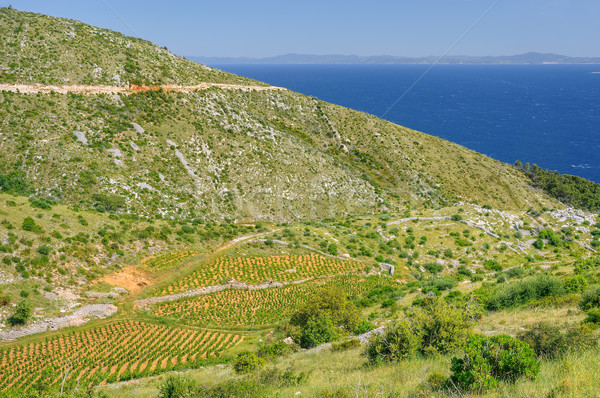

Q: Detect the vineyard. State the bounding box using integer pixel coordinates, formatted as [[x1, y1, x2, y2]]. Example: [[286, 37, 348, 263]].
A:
[[154, 275, 399, 327], [140, 250, 200, 272], [160, 253, 364, 295], [0, 321, 243, 391]]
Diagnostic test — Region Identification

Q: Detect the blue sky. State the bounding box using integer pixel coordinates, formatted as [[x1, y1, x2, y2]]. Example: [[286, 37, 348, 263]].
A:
[[2, 0, 598, 57]]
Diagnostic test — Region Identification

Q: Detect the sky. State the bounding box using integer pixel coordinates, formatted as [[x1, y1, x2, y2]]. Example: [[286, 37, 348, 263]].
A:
[[1, 0, 599, 58]]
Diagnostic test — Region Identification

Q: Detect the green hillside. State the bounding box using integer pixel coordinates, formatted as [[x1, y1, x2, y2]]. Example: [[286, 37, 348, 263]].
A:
[[0, 8, 556, 222], [0, 8, 262, 86], [2, 8, 600, 398]]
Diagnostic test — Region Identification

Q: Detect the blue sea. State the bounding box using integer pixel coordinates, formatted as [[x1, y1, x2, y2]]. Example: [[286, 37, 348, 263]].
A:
[[214, 64, 600, 183]]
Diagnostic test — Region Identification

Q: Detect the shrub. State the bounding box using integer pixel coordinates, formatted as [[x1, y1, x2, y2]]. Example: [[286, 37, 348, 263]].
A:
[[366, 298, 476, 363], [354, 319, 375, 335], [533, 239, 544, 249], [517, 322, 597, 359], [8, 299, 32, 325], [423, 262, 443, 275], [22, 217, 41, 232], [573, 256, 600, 274], [411, 297, 475, 356], [484, 275, 565, 311], [36, 244, 51, 256], [158, 375, 196, 398], [448, 334, 539, 391], [422, 277, 457, 293], [233, 351, 265, 374], [290, 287, 360, 348], [299, 315, 338, 348], [583, 308, 600, 325], [565, 275, 589, 293], [580, 285, 600, 310], [422, 372, 448, 392], [365, 317, 421, 363], [331, 339, 360, 352], [457, 265, 472, 276], [91, 193, 126, 212], [257, 341, 296, 361]]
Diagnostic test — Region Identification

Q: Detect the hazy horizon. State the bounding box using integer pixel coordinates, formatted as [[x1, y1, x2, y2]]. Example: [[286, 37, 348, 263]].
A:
[[1, 0, 598, 59]]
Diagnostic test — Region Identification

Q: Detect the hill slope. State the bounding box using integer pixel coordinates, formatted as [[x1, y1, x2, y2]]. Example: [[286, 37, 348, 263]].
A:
[[0, 8, 554, 222], [0, 8, 263, 87]]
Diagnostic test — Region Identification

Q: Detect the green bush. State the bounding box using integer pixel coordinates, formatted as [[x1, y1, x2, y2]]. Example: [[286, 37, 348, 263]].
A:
[[290, 287, 360, 348], [422, 277, 457, 293], [8, 299, 32, 325], [517, 322, 598, 359], [354, 319, 375, 334], [573, 256, 600, 274], [22, 217, 42, 233], [91, 193, 126, 212], [580, 285, 600, 310], [565, 275, 589, 293], [331, 338, 360, 352], [412, 297, 475, 356], [158, 375, 196, 398], [257, 341, 296, 361], [423, 262, 444, 275], [233, 351, 265, 374], [36, 244, 51, 255], [484, 275, 565, 311], [365, 298, 476, 363], [448, 334, 539, 391], [299, 315, 338, 348], [583, 308, 600, 324], [365, 317, 421, 363]]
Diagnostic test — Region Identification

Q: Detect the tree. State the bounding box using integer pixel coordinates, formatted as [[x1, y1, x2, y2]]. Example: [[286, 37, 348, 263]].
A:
[[290, 287, 360, 348]]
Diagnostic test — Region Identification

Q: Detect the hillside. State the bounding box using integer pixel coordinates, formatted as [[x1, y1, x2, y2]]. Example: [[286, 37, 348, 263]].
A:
[[0, 8, 263, 87], [0, 8, 556, 223], [2, 8, 600, 398]]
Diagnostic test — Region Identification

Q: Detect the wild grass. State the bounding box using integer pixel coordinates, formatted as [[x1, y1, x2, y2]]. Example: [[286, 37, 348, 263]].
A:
[[100, 343, 600, 397]]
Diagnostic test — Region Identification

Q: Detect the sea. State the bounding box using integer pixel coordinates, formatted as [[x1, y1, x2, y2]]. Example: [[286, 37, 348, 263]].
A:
[[213, 64, 600, 183]]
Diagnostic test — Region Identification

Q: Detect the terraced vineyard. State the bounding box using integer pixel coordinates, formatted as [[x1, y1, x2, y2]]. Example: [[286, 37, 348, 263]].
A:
[[140, 250, 201, 271], [154, 275, 399, 327], [160, 253, 364, 295], [0, 321, 243, 391]]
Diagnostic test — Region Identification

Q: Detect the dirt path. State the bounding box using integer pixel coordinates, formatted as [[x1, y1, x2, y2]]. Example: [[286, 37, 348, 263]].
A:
[[0, 82, 286, 95]]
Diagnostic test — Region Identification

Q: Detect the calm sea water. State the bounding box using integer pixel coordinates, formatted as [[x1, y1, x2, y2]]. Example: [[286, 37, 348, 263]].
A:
[[214, 64, 600, 183]]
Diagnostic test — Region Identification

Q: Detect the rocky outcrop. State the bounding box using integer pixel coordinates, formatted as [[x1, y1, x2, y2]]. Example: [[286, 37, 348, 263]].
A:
[[135, 278, 310, 308], [0, 304, 117, 341]]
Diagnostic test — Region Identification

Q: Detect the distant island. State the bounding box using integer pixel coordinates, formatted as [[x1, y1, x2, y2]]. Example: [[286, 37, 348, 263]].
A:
[[189, 52, 600, 65]]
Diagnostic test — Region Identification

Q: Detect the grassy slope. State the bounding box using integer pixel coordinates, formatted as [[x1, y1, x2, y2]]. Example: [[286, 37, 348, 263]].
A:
[[0, 9, 557, 221], [0, 88, 555, 222], [0, 8, 264, 86]]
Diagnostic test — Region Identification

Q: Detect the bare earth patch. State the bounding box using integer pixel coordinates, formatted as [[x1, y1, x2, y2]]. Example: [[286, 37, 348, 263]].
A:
[[100, 265, 152, 294]]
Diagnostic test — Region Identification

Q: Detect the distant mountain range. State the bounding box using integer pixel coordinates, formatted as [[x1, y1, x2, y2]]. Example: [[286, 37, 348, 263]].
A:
[[189, 52, 600, 65]]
